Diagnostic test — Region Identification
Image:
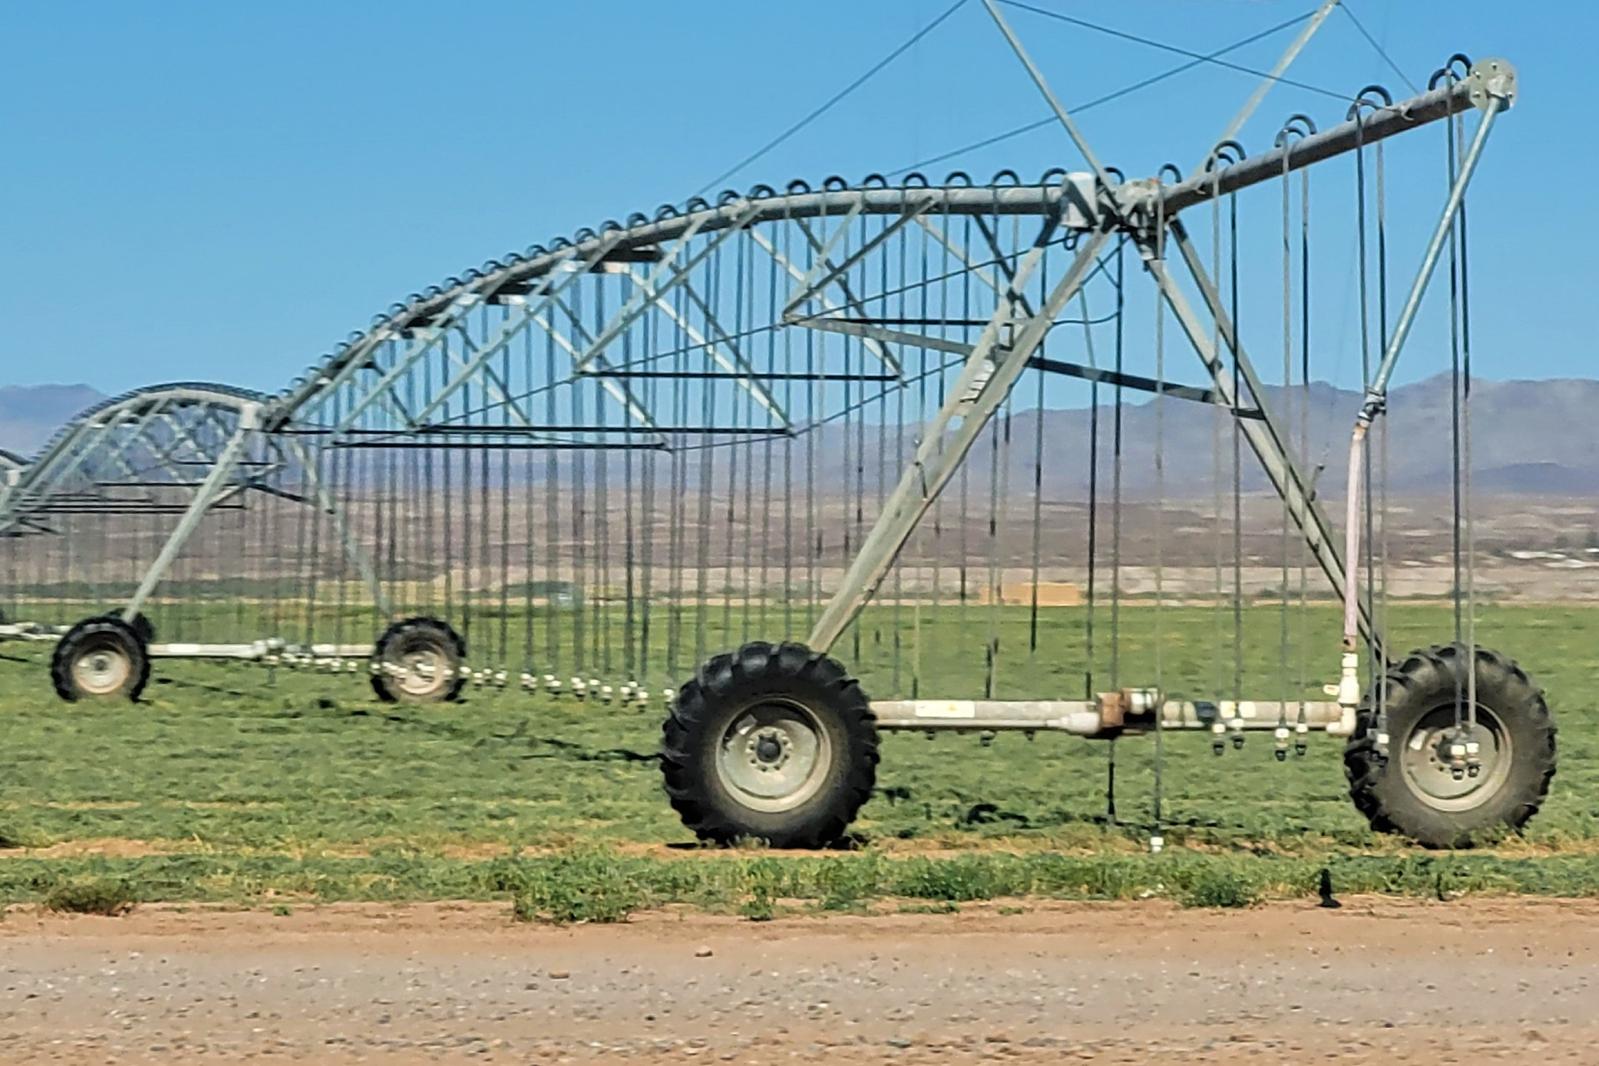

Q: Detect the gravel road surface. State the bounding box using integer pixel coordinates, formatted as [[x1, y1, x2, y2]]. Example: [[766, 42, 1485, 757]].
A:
[[2, 898, 1595, 1064]]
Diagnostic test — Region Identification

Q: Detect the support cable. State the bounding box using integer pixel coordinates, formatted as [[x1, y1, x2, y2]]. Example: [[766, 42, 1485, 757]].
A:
[[888, 8, 1321, 177], [690, 0, 969, 199]]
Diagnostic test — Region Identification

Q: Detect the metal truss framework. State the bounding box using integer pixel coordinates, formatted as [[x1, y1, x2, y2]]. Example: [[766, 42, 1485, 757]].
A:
[[0, 26, 1514, 725]]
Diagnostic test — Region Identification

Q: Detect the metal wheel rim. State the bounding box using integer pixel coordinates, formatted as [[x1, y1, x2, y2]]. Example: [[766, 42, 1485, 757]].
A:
[[716, 698, 832, 814], [1399, 703, 1512, 812], [390, 640, 449, 698], [73, 637, 132, 696]]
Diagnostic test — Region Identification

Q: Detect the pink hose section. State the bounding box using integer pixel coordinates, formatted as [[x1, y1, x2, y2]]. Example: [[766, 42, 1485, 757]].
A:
[[1342, 422, 1368, 651]]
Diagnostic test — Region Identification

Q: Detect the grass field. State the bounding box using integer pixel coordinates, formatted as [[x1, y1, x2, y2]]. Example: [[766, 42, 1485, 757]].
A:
[[2, 601, 1597, 919]]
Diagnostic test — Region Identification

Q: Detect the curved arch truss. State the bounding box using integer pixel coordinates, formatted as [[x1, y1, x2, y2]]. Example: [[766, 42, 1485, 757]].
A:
[[269, 180, 1101, 451], [1, 385, 280, 535]]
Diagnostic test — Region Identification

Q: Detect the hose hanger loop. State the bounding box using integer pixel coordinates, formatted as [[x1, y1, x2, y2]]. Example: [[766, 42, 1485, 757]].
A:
[[1275, 116, 1316, 184], [1202, 139, 1247, 175], [1274, 114, 1317, 149], [1428, 53, 1473, 90], [1346, 84, 1393, 123]]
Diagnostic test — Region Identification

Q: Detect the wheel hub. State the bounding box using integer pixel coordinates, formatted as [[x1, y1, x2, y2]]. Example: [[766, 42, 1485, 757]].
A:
[[393, 644, 446, 696], [717, 700, 831, 814], [73, 641, 131, 696], [1401, 706, 1509, 809], [749, 730, 790, 769]]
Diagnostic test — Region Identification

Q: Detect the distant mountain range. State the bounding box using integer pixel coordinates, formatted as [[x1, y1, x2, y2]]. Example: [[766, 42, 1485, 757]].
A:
[[0, 384, 106, 458], [3, 376, 1598, 498]]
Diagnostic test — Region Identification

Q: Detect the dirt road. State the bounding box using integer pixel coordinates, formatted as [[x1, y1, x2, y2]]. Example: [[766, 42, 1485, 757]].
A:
[[2, 898, 1596, 1064]]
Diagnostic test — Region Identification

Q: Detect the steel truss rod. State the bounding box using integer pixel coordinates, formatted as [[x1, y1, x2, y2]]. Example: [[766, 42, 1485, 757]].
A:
[[799, 317, 1258, 412], [575, 208, 757, 371], [782, 196, 935, 318], [808, 224, 1114, 652], [122, 405, 261, 622], [328, 440, 666, 452], [7, 418, 126, 513], [404, 241, 619, 428], [1364, 68, 1510, 411], [1198, 0, 1340, 173], [591, 370, 899, 382], [782, 200, 867, 314], [524, 301, 665, 440], [982, 0, 1117, 194], [325, 424, 787, 437], [1028, 354, 1261, 416], [791, 216, 909, 374], [749, 227, 901, 376], [1152, 221, 1375, 650], [623, 270, 790, 428]]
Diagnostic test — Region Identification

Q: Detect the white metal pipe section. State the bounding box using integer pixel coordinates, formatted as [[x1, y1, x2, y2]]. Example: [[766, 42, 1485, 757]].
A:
[[872, 699, 1347, 735]]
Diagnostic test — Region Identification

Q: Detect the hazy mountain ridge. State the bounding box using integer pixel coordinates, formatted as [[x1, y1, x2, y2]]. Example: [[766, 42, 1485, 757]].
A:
[[0, 384, 108, 457], [3, 376, 1596, 499]]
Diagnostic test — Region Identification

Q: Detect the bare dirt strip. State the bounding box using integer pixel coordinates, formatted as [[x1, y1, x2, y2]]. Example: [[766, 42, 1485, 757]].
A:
[[2, 897, 1595, 1064]]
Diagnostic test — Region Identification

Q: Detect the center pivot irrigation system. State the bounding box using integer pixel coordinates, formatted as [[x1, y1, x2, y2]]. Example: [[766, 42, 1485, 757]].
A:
[[1, 3, 1548, 849]]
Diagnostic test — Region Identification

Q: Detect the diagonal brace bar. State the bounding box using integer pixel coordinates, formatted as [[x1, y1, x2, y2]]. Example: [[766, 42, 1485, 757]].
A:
[[122, 404, 261, 622], [808, 225, 1112, 652], [1153, 223, 1376, 652]]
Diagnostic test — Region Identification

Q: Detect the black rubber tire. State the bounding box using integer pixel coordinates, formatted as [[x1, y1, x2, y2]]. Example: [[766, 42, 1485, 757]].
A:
[[1344, 643, 1556, 848], [51, 615, 150, 703], [370, 616, 467, 704], [129, 612, 156, 645], [661, 641, 878, 848]]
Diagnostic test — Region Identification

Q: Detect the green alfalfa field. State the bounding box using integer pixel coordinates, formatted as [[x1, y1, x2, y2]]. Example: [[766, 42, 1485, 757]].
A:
[[3, 600, 1599, 920]]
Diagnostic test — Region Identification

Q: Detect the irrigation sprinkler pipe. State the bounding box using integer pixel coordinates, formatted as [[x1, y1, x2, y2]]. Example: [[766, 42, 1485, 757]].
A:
[[870, 698, 1349, 736], [1158, 76, 1479, 216]]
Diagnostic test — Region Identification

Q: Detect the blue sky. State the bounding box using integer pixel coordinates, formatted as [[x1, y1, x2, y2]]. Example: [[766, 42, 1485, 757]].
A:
[[0, 1, 1583, 395]]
